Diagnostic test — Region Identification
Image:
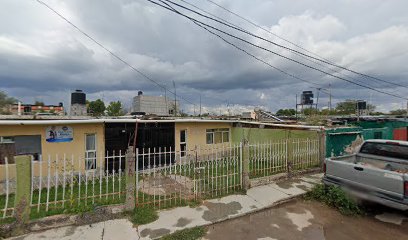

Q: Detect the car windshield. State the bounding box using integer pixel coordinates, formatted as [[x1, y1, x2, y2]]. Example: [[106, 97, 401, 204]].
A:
[[360, 142, 408, 160]]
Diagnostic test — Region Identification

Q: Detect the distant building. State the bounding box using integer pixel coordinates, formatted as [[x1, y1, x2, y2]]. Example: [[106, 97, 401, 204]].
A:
[[70, 90, 87, 116], [132, 91, 179, 116], [10, 102, 64, 116], [241, 111, 256, 120]]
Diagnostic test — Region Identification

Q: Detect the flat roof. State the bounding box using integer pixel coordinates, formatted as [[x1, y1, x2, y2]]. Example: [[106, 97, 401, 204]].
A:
[[0, 118, 323, 130]]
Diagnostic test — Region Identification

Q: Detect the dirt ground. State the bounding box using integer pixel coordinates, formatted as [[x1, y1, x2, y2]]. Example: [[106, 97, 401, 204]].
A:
[[204, 199, 408, 240]]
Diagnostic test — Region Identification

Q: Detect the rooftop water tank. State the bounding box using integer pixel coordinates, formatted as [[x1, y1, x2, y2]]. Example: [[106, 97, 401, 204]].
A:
[[71, 90, 86, 105]]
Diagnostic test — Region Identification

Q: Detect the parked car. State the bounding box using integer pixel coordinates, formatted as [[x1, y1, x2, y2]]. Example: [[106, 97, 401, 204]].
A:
[[323, 139, 408, 210]]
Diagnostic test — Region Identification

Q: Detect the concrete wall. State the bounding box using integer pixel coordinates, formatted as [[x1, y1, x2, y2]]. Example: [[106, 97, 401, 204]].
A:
[[0, 123, 105, 180], [174, 122, 232, 152], [231, 127, 319, 143]]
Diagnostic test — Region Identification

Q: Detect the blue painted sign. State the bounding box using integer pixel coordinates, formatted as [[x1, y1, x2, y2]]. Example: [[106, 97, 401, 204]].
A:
[[46, 126, 73, 142]]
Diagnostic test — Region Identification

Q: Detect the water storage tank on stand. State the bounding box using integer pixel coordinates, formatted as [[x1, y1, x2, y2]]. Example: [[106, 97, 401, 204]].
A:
[[71, 90, 86, 104], [301, 91, 314, 105], [70, 90, 87, 116]]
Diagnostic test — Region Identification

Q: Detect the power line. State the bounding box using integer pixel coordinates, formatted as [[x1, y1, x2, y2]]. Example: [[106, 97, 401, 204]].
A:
[[150, 0, 407, 100], [204, 0, 408, 89], [35, 0, 197, 107], [177, 0, 395, 93], [170, 0, 408, 90], [177, 0, 347, 81], [150, 0, 323, 88]]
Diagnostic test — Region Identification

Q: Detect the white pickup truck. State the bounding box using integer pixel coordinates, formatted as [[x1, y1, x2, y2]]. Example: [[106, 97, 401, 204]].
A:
[[323, 139, 408, 210]]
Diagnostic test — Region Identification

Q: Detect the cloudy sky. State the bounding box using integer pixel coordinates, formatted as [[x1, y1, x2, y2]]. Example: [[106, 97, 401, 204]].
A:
[[1, 0, 408, 114]]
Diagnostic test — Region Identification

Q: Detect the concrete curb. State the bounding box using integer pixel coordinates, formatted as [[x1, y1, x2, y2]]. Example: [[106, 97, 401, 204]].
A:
[[0, 204, 127, 239], [2, 172, 323, 239]]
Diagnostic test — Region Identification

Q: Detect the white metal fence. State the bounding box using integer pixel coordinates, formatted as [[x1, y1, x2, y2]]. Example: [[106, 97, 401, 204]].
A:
[[135, 144, 242, 208], [1, 138, 322, 219], [249, 138, 320, 179], [291, 138, 321, 171], [1, 152, 126, 219]]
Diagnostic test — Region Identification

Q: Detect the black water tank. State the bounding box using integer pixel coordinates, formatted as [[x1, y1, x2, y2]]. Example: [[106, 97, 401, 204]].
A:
[[138, 91, 143, 96], [357, 101, 367, 110], [301, 91, 314, 105], [71, 90, 86, 104]]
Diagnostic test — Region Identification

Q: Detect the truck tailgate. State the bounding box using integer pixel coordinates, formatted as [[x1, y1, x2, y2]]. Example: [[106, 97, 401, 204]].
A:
[[326, 159, 405, 200]]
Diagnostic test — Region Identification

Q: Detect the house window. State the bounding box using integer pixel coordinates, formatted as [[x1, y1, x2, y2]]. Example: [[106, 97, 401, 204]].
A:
[[85, 134, 97, 170], [180, 130, 187, 157], [206, 128, 230, 144], [15, 135, 41, 161], [0, 136, 16, 164], [206, 130, 214, 144], [23, 106, 31, 113], [0, 136, 15, 144]]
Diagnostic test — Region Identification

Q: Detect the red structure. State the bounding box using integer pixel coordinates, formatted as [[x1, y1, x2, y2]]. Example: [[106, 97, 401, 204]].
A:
[[10, 103, 64, 115], [393, 127, 408, 141]]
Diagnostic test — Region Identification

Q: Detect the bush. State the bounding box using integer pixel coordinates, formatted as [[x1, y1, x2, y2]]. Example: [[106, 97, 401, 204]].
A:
[[130, 207, 158, 225], [305, 184, 362, 215], [160, 227, 206, 240]]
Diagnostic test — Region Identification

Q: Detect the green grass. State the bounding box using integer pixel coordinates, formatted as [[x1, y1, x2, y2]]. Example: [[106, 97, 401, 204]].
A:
[[160, 226, 206, 240], [130, 206, 158, 225], [1, 176, 127, 220], [305, 184, 362, 215], [0, 217, 15, 225]]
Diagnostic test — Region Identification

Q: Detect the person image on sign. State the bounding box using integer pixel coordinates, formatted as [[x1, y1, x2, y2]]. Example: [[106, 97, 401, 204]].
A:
[[48, 126, 57, 140]]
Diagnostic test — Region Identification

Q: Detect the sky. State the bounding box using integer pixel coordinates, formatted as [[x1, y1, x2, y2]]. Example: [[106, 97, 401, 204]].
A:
[[1, 0, 408, 114]]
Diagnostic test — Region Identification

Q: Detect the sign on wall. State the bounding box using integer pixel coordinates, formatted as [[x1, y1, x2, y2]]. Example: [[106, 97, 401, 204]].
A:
[[46, 126, 73, 143]]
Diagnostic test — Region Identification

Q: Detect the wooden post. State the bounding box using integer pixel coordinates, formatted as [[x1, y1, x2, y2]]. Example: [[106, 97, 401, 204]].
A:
[[125, 146, 136, 211], [14, 155, 31, 224]]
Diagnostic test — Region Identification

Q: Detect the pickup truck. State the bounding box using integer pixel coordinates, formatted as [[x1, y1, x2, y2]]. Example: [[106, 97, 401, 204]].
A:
[[323, 139, 408, 210]]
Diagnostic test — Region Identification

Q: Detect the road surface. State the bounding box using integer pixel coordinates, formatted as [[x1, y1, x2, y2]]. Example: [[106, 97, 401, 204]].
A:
[[204, 199, 408, 240]]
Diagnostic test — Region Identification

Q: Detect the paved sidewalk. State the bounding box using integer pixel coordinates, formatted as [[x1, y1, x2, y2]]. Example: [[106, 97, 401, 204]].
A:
[[10, 173, 323, 240]]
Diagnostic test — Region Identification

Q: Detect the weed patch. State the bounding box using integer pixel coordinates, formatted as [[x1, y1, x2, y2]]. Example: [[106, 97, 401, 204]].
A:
[[130, 206, 158, 225], [160, 226, 206, 240], [305, 184, 362, 215], [0, 217, 15, 225]]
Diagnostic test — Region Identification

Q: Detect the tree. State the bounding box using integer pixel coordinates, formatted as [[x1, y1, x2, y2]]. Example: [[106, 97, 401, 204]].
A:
[[275, 109, 296, 116], [34, 101, 44, 106], [88, 99, 106, 116], [303, 108, 319, 116], [106, 101, 124, 116], [335, 100, 356, 114], [389, 109, 407, 115], [336, 100, 376, 115], [0, 91, 17, 114]]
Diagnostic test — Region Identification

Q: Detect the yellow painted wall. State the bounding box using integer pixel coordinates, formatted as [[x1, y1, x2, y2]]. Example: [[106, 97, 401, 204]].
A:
[[0, 123, 105, 180], [175, 122, 233, 152]]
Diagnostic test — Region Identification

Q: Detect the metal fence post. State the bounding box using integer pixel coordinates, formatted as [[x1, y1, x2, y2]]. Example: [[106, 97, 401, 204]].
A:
[[125, 146, 136, 211], [286, 136, 293, 178], [242, 140, 250, 190], [319, 129, 326, 168], [14, 155, 32, 224]]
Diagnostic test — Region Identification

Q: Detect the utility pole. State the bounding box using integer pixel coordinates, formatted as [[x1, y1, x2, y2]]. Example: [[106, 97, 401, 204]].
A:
[[406, 100, 408, 121], [227, 101, 231, 116], [199, 94, 202, 117], [329, 83, 332, 111], [173, 81, 177, 117], [164, 89, 168, 115], [295, 94, 298, 119]]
